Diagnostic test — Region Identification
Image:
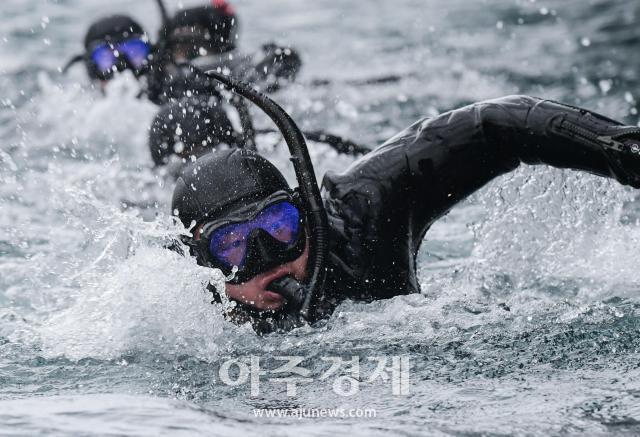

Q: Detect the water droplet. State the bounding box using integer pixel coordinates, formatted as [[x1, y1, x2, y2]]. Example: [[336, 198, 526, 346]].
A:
[[624, 91, 635, 104], [580, 37, 591, 47], [598, 79, 612, 95]]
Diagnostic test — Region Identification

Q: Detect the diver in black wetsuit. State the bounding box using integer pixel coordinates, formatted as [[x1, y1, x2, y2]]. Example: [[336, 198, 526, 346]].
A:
[[151, 1, 301, 101], [64, 1, 301, 103], [144, 1, 302, 167], [172, 87, 640, 334], [64, 3, 333, 169], [63, 14, 256, 167]]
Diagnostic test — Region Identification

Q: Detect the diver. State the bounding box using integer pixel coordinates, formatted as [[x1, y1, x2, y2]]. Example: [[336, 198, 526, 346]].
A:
[[64, 2, 322, 169], [62, 10, 223, 102], [63, 15, 153, 91], [171, 73, 640, 334], [151, 0, 302, 100], [63, 13, 360, 172], [64, 0, 301, 104]]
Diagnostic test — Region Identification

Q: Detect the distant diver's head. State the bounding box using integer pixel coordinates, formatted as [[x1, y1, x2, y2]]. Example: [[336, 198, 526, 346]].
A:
[[148, 96, 238, 167], [82, 15, 151, 81], [172, 149, 308, 311], [168, 1, 239, 60]]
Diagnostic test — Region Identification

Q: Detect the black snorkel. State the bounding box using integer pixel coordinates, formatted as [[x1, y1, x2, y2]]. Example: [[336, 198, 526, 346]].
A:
[[145, 0, 173, 103], [154, 0, 170, 24], [205, 70, 329, 321]]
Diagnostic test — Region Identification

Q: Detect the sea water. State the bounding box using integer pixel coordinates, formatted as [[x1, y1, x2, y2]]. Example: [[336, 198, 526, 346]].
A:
[[1, 0, 640, 435]]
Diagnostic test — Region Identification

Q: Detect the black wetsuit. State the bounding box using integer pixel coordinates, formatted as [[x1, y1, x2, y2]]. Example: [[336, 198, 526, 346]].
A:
[[145, 47, 301, 164], [251, 95, 640, 333], [188, 43, 302, 93], [147, 45, 301, 104]]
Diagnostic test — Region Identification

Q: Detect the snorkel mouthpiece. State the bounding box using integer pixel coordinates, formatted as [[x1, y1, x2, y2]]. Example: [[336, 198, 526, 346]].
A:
[[205, 70, 329, 322], [269, 276, 307, 310]]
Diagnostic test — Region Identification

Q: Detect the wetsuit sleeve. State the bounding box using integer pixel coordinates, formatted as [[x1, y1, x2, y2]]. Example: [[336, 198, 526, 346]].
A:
[[402, 95, 640, 232], [322, 95, 640, 299]]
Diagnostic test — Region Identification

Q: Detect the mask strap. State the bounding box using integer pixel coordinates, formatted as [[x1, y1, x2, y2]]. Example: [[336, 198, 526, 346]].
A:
[[62, 54, 84, 74]]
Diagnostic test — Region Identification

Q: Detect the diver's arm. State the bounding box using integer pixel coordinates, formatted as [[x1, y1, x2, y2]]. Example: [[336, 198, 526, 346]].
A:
[[391, 95, 640, 237], [320, 95, 640, 291]]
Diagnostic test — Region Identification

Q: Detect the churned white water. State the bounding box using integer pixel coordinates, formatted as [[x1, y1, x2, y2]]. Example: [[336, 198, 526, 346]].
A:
[[2, 0, 640, 435]]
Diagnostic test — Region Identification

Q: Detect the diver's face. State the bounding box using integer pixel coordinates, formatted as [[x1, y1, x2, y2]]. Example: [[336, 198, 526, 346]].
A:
[[171, 43, 202, 62], [195, 225, 309, 311], [224, 243, 309, 311]]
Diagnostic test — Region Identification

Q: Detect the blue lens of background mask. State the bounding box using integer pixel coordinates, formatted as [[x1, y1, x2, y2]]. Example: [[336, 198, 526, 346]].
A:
[[118, 39, 151, 69], [90, 44, 118, 74], [209, 201, 301, 269], [90, 39, 150, 74]]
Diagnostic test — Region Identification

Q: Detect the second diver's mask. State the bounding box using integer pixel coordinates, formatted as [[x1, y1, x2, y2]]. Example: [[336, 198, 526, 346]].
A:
[[63, 14, 152, 82], [87, 38, 152, 80]]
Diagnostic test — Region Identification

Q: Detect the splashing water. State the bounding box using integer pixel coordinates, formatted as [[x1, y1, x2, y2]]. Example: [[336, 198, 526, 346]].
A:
[[2, 0, 640, 435]]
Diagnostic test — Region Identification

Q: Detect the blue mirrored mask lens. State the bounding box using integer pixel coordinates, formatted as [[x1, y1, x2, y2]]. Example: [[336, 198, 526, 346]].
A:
[[90, 39, 150, 74], [90, 44, 117, 74], [208, 201, 301, 269], [118, 39, 151, 69]]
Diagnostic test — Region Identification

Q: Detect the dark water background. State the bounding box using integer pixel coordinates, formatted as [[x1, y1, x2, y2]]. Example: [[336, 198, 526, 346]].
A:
[[2, 0, 640, 435]]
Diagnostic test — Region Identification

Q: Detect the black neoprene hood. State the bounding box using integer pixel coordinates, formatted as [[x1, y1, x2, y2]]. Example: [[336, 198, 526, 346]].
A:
[[84, 15, 145, 49], [169, 5, 238, 54], [148, 97, 236, 166], [172, 149, 290, 229]]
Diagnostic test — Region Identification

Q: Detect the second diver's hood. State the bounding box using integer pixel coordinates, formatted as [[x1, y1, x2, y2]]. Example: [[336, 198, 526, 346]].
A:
[[168, 2, 239, 56], [84, 15, 146, 49]]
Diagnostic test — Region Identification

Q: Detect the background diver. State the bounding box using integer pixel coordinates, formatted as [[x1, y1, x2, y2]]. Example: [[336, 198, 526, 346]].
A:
[[171, 72, 640, 334], [63, 0, 301, 102], [63, 1, 364, 169]]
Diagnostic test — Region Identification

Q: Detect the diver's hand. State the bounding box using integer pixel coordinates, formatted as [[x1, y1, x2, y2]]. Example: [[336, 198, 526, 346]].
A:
[[251, 43, 302, 92]]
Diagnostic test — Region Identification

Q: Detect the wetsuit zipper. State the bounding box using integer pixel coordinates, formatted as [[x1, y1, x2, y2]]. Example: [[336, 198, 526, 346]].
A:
[[554, 115, 640, 155]]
